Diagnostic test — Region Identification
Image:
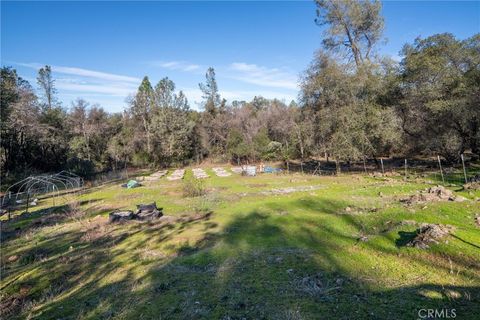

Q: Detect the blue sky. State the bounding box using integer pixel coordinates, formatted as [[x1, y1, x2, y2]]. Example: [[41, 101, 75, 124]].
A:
[[2, 1, 479, 112]]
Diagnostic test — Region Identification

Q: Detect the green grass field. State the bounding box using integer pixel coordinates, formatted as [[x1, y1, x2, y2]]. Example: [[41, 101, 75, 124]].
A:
[[1, 167, 479, 319]]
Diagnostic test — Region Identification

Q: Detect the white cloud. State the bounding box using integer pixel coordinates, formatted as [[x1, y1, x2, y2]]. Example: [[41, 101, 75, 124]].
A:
[[55, 82, 136, 97], [390, 54, 402, 62], [150, 60, 201, 72], [14, 61, 299, 111], [182, 88, 204, 105], [228, 62, 298, 90], [53, 66, 140, 83], [16, 62, 139, 110], [16, 62, 140, 83]]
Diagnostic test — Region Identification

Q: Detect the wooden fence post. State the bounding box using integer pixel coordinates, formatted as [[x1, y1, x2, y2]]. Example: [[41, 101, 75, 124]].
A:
[[380, 158, 385, 175], [461, 154, 467, 184], [404, 159, 407, 181], [437, 155, 445, 184]]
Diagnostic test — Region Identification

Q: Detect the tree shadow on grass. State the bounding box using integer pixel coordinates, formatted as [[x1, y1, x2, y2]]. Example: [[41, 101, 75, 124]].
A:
[[450, 234, 480, 250], [0, 199, 105, 243], [2, 197, 479, 319], [395, 230, 418, 247]]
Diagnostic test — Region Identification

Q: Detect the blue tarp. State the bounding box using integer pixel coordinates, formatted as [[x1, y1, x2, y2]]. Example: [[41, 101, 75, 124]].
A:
[[127, 180, 140, 188], [264, 166, 282, 173]]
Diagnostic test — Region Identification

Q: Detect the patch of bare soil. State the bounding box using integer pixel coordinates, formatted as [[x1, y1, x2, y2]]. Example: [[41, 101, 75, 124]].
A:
[[463, 174, 480, 190], [294, 273, 343, 301], [341, 206, 378, 215], [463, 182, 480, 190], [407, 223, 455, 249], [261, 185, 324, 195], [400, 185, 467, 205], [80, 216, 110, 242], [0, 286, 30, 318], [247, 183, 268, 188]]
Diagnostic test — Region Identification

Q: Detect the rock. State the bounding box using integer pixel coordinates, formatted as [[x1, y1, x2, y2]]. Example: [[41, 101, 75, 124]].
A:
[[345, 207, 352, 212], [401, 185, 466, 205], [407, 224, 455, 249], [7, 255, 18, 263], [109, 210, 134, 223], [463, 182, 480, 190], [475, 215, 480, 227], [427, 186, 453, 200], [358, 236, 369, 242]]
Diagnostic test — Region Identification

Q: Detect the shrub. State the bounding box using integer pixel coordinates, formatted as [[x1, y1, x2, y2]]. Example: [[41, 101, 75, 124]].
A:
[[182, 177, 206, 197]]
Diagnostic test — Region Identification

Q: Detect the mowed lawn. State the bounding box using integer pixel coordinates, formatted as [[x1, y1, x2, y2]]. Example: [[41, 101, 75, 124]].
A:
[[1, 168, 479, 319]]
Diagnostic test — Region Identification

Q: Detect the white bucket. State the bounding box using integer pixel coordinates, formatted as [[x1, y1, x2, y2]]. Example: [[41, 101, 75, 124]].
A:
[[244, 166, 257, 176]]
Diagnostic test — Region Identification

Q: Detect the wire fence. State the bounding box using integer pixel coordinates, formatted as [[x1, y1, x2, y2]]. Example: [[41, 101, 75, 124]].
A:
[[88, 169, 129, 187], [1, 157, 477, 221], [369, 157, 476, 186], [290, 156, 479, 186]]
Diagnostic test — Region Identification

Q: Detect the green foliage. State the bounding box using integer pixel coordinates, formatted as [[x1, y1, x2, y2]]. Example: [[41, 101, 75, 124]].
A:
[[226, 129, 249, 163], [182, 176, 207, 197], [315, 0, 384, 67], [253, 128, 271, 160], [399, 33, 480, 161], [149, 78, 195, 166], [199, 67, 221, 115], [131, 151, 152, 168], [37, 65, 57, 109], [66, 157, 95, 178], [300, 52, 403, 161], [265, 141, 282, 160]]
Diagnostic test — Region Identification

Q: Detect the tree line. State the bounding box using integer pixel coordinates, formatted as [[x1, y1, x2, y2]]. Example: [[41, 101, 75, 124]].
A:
[[1, 0, 479, 184]]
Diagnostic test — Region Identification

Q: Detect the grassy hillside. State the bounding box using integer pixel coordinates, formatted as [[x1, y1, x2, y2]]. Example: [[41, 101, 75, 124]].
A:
[[1, 168, 479, 319]]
